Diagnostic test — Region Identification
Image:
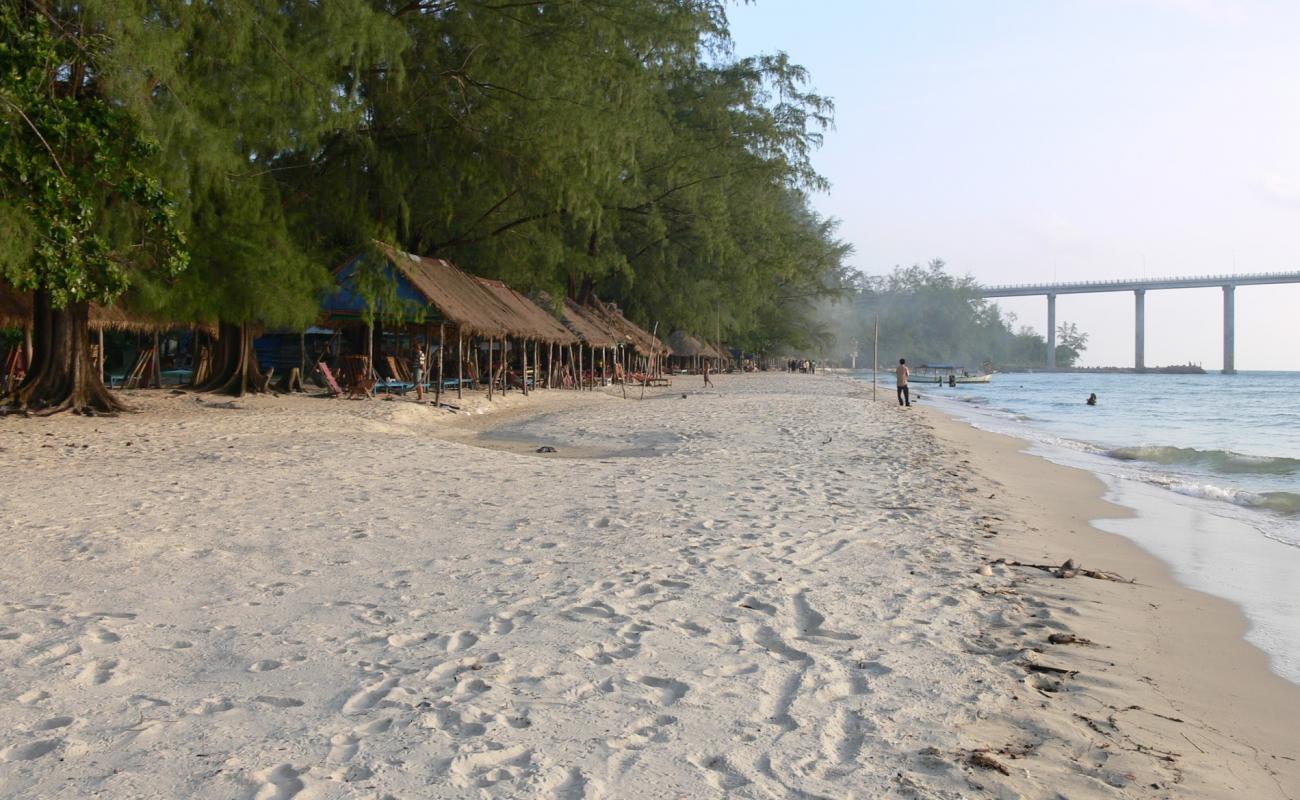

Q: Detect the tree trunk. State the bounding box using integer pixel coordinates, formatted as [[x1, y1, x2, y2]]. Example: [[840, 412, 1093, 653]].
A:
[[192, 322, 265, 397], [6, 290, 125, 415]]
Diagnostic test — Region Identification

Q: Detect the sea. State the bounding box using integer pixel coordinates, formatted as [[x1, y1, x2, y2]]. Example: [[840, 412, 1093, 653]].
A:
[[898, 370, 1300, 685]]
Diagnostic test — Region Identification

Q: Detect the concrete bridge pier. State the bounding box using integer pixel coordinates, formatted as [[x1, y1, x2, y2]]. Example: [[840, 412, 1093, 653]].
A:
[[1223, 285, 1236, 374], [1134, 289, 1146, 371], [1046, 293, 1057, 369]]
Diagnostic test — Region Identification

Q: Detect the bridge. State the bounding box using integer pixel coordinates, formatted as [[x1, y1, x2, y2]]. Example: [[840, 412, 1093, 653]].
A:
[[977, 271, 1300, 374]]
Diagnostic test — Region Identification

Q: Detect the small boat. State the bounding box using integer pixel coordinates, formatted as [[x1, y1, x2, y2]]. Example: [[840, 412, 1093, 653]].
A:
[[916, 364, 992, 385]]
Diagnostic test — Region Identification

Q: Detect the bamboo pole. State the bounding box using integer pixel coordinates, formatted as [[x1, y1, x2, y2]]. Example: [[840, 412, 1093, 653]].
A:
[[522, 338, 529, 396], [457, 333, 463, 400], [487, 337, 494, 401]]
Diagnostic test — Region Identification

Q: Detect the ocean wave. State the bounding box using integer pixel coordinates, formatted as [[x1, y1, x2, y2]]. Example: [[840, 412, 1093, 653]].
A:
[[1107, 445, 1300, 475], [1146, 478, 1300, 516]]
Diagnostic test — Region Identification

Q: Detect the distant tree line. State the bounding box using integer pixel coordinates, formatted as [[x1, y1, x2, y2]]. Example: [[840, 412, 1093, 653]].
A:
[[821, 261, 1088, 369], [0, 0, 852, 412]]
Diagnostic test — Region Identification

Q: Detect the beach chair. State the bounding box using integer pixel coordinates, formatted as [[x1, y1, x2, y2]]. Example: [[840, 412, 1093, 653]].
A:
[[343, 355, 377, 399], [2, 346, 25, 394], [121, 346, 159, 390], [315, 361, 345, 397]]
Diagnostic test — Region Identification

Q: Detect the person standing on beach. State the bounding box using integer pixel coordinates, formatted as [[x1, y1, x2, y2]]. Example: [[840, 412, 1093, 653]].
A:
[[413, 349, 426, 401], [703, 360, 714, 388], [896, 358, 910, 406]]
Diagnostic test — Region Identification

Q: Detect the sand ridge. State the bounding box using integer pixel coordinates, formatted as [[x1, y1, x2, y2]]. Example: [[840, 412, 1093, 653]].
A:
[[0, 373, 1294, 798]]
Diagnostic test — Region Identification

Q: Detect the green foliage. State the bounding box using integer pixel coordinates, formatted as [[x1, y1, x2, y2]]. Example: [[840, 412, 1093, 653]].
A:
[[6, 1, 850, 350], [1055, 321, 1089, 368], [283, 0, 848, 348], [0, 2, 187, 306], [823, 260, 1072, 369]]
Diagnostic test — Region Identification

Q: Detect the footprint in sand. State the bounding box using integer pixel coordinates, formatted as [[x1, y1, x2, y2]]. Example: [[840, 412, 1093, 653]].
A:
[[448, 744, 534, 789], [607, 714, 676, 750], [253, 763, 304, 800], [1, 739, 61, 761], [31, 716, 74, 731], [78, 658, 119, 686], [342, 676, 398, 715], [630, 675, 689, 706], [539, 765, 590, 800], [688, 753, 751, 790], [444, 630, 478, 653], [248, 659, 282, 672]]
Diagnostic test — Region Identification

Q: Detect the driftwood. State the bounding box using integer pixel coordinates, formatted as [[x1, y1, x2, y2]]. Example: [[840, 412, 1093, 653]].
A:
[[968, 751, 1011, 775], [994, 557, 1134, 583], [1048, 632, 1097, 647], [1021, 662, 1079, 678]]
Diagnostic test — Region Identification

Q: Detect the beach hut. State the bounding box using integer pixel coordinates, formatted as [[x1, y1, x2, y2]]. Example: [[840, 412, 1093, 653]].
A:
[[322, 244, 587, 400], [582, 297, 670, 383], [547, 295, 622, 390], [473, 277, 578, 395], [666, 331, 723, 374]]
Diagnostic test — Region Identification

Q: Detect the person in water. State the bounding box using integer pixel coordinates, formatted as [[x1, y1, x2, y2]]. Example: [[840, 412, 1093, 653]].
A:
[[1086, 392, 1097, 406], [896, 358, 911, 407]]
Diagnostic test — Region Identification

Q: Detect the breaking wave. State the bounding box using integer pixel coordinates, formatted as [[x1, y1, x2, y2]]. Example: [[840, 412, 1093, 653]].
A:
[[1107, 445, 1300, 476], [1145, 477, 1300, 517]]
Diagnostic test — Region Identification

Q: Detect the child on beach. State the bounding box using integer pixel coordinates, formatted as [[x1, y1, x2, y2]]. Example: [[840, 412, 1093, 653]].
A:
[[896, 358, 910, 407]]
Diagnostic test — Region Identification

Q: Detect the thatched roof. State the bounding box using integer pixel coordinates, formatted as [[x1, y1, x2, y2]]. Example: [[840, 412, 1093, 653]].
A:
[[586, 298, 668, 356], [474, 278, 578, 345], [553, 295, 619, 348], [667, 330, 721, 359], [0, 284, 204, 333]]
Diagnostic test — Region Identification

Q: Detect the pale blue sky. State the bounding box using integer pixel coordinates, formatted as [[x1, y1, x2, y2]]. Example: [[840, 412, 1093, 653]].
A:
[[728, 0, 1300, 369]]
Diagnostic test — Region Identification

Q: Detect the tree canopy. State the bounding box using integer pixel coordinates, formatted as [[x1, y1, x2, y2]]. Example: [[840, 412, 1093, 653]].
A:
[[3, 0, 853, 410], [821, 261, 1087, 370]]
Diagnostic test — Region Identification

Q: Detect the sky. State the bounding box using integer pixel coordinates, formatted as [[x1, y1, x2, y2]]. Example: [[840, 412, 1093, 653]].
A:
[[727, 0, 1300, 370]]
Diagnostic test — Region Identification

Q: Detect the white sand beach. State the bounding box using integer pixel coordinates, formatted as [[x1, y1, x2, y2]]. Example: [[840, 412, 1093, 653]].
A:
[[1, 373, 1297, 798]]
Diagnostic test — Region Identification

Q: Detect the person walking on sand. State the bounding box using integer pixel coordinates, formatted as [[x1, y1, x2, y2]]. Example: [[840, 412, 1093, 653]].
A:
[[896, 358, 911, 407], [703, 360, 714, 388]]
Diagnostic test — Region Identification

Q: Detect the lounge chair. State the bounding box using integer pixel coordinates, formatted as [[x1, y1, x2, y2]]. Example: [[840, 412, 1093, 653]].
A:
[[316, 361, 345, 397]]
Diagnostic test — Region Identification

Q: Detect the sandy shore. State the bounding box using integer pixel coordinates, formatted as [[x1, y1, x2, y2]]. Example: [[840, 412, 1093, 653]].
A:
[[1, 373, 1296, 798]]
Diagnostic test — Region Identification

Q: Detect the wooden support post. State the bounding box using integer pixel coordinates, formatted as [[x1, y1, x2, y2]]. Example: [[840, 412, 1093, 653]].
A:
[[23, 324, 33, 364], [151, 331, 163, 388], [299, 330, 306, 380], [534, 341, 540, 390], [487, 337, 494, 401], [97, 328, 105, 381], [436, 323, 445, 406], [521, 338, 528, 396], [457, 333, 464, 400]]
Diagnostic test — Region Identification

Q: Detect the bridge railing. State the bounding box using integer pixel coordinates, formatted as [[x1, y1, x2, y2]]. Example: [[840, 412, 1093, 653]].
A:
[[980, 270, 1300, 293]]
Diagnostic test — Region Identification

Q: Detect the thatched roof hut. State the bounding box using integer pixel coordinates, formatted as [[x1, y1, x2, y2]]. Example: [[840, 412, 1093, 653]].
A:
[[324, 245, 514, 338], [552, 296, 619, 349], [667, 330, 715, 358], [474, 279, 578, 345], [586, 298, 668, 356], [0, 284, 205, 333]]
